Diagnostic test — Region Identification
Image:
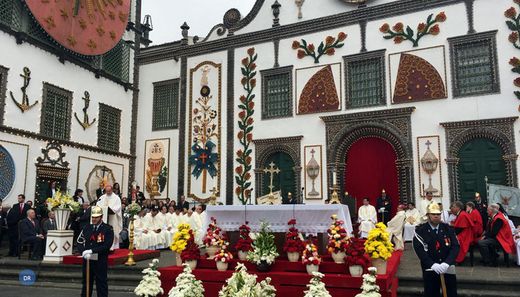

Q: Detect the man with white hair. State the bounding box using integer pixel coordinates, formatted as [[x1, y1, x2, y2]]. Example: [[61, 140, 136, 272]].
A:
[[97, 184, 123, 250], [478, 203, 515, 266], [404, 202, 421, 241], [386, 204, 406, 250]]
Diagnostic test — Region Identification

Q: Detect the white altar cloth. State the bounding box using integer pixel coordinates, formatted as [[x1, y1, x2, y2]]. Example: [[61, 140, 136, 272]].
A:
[[203, 204, 352, 235]]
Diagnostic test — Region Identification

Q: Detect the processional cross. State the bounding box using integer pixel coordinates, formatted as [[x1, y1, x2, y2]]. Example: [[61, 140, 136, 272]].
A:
[[263, 161, 280, 194]]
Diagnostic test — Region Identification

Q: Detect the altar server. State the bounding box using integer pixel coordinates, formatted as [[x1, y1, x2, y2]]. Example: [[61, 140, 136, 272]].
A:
[[358, 198, 377, 238]]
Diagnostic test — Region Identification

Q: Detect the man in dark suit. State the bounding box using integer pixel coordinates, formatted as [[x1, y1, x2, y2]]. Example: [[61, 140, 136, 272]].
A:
[[413, 203, 460, 297], [6, 194, 30, 256], [376, 189, 392, 225], [74, 203, 91, 252], [80, 206, 114, 297], [177, 195, 190, 212], [20, 209, 45, 260], [0, 200, 7, 250], [136, 186, 146, 205], [43, 211, 57, 235]]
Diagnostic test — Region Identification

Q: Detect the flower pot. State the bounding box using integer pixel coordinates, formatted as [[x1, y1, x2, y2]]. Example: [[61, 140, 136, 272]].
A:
[[256, 260, 272, 272], [371, 258, 387, 275], [331, 251, 346, 264], [216, 261, 229, 271], [55, 208, 71, 230], [184, 259, 197, 270], [206, 246, 219, 259], [349, 265, 363, 277], [306, 264, 319, 275], [238, 250, 248, 261], [287, 252, 300, 263], [174, 252, 182, 267]]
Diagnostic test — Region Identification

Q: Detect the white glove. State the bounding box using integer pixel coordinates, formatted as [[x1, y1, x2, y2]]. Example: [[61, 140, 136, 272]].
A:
[[431, 263, 442, 274], [439, 262, 450, 274], [82, 249, 93, 259]]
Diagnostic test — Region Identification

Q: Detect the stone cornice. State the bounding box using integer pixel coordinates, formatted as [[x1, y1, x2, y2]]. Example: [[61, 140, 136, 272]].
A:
[[440, 117, 518, 129]]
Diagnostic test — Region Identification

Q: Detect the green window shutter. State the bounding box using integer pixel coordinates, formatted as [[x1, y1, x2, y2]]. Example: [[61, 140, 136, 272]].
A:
[[152, 79, 179, 131], [344, 50, 386, 109], [0, 0, 22, 29], [98, 103, 121, 151], [102, 40, 130, 83], [40, 83, 72, 140], [261, 66, 293, 119]]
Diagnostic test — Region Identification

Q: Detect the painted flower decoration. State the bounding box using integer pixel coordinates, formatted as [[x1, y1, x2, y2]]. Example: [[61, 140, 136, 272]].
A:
[[380, 12, 446, 47], [292, 32, 347, 63]]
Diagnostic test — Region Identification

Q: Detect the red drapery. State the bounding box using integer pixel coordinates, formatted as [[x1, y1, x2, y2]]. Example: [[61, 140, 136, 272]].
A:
[[344, 137, 399, 218]]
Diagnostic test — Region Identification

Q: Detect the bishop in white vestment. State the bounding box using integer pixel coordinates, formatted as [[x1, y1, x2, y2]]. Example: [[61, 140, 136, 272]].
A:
[[97, 185, 122, 250], [358, 198, 377, 238], [404, 202, 422, 241], [386, 205, 406, 250]]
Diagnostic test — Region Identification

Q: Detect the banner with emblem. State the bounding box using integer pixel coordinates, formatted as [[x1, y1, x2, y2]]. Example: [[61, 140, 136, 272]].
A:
[[488, 183, 520, 217]]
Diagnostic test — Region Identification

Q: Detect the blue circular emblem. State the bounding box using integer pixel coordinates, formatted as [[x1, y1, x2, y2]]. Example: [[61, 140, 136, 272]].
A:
[[0, 146, 16, 200], [19, 269, 36, 286]]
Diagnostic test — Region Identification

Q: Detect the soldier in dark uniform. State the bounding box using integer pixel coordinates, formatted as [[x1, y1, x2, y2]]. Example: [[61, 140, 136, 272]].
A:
[[413, 202, 460, 297], [376, 189, 392, 225], [473, 192, 488, 227], [79, 206, 114, 297]]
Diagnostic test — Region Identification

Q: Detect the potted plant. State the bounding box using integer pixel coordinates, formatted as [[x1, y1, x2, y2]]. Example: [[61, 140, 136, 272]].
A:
[[203, 217, 224, 259], [214, 242, 233, 271], [219, 263, 276, 297], [344, 236, 370, 277], [283, 218, 305, 262], [134, 258, 164, 297], [46, 190, 80, 230], [302, 237, 321, 275], [167, 263, 205, 297], [364, 223, 394, 275], [303, 272, 332, 297], [247, 221, 279, 272], [354, 267, 382, 297], [327, 214, 349, 263], [180, 227, 200, 270], [170, 223, 191, 267], [235, 221, 253, 261]]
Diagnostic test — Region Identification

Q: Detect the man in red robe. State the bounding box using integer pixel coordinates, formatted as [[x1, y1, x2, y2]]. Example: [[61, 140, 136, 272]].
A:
[[466, 202, 483, 244], [450, 201, 473, 264], [478, 204, 516, 266]]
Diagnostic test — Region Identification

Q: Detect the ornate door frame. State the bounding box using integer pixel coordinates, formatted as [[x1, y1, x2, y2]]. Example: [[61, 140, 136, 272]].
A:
[[440, 117, 518, 202], [321, 107, 415, 204]]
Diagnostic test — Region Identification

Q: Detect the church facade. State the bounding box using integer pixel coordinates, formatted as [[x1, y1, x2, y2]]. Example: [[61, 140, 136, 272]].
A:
[[137, 0, 519, 213]]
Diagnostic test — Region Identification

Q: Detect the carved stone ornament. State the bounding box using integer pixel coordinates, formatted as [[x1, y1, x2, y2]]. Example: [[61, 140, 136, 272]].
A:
[[223, 8, 242, 29], [36, 140, 70, 168]]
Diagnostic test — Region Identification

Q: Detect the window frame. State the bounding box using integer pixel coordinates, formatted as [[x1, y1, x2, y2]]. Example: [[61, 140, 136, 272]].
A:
[[448, 30, 500, 98], [40, 82, 73, 141], [343, 49, 386, 109], [97, 103, 122, 152], [152, 78, 180, 131], [0, 65, 7, 126], [260, 65, 293, 120]]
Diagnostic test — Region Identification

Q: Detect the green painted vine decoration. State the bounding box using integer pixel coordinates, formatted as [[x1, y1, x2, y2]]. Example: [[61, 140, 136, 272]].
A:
[[235, 48, 257, 205], [505, 4, 520, 49], [292, 32, 347, 63], [380, 11, 446, 47]]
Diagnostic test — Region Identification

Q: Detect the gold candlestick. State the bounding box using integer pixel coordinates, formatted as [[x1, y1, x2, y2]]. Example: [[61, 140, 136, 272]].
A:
[[125, 217, 136, 266], [329, 184, 341, 204]]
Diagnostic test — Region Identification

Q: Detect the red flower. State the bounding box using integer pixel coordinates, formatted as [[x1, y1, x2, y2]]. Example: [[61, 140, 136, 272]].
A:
[[248, 101, 255, 109], [235, 166, 243, 174], [241, 58, 249, 66], [247, 47, 255, 56], [250, 63, 257, 71], [417, 22, 426, 33], [509, 32, 519, 44], [326, 48, 335, 56], [246, 133, 253, 142], [379, 23, 390, 33], [288, 219, 297, 225], [235, 186, 242, 195], [325, 36, 335, 45], [337, 32, 347, 42], [250, 79, 257, 88], [292, 40, 301, 49], [307, 43, 315, 52], [297, 50, 306, 59], [514, 77, 520, 87], [428, 24, 440, 36], [505, 7, 517, 19], [238, 110, 246, 119], [245, 156, 252, 165], [239, 95, 246, 103], [392, 22, 404, 33], [247, 117, 254, 125], [241, 77, 247, 86], [435, 11, 447, 22], [510, 57, 520, 67], [394, 36, 404, 44], [237, 150, 243, 157], [237, 131, 244, 139], [244, 172, 251, 180]]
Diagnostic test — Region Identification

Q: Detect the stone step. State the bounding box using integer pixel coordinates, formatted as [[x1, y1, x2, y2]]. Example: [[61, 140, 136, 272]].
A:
[[398, 286, 520, 297], [0, 279, 136, 293], [398, 275, 520, 291]]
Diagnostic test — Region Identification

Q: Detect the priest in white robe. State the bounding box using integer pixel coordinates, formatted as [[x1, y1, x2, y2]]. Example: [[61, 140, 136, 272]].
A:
[[514, 226, 520, 266], [404, 202, 421, 241], [358, 198, 377, 238], [97, 184, 122, 250], [133, 209, 156, 250], [143, 206, 169, 249], [419, 191, 436, 222], [159, 205, 174, 247], [386, 204, 406, 250]]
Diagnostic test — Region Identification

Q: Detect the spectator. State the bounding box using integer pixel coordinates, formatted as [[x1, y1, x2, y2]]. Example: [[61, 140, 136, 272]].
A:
[[73, 189, 86, 204], [43, 211, 57, 235], [113, 182, 122, 198], [6, 194, 30, 257], [20, 209, 45, 260], [478, 204, 515, 266]]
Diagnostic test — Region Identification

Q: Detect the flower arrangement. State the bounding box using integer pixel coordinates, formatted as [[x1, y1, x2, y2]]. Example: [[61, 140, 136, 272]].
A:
[[302, 237, 321, 266], [327, 214, 349, 254], [354, 267, 381, 297], [345, 236, 370, 270], [180, 227, 200, 262], [171, 223, 192, 254], [247, 221, 279, 265], [235, 222, 253, 252], [126, 202, 142, 217], [380, 12, 446, 47], [218, 263, 276, 297], [46, 190, 80, 212], [214, 242, 233, 263], [303, 272, 332, 297], [134, 258, 164, 297], [283, 219, 305, 254], [364, 223, 394, 261], [168, 263, 205, 297], [203, 217, 225, 248], [292, 32, 347, 63]]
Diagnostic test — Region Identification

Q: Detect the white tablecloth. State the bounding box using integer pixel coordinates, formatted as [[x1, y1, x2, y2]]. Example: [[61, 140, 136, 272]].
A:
[[203, 204, 353, 235], [403, 224, 416, 242]]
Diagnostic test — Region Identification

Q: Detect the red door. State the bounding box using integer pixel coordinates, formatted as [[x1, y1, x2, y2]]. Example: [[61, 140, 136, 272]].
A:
[[344, 137, 399, 218]]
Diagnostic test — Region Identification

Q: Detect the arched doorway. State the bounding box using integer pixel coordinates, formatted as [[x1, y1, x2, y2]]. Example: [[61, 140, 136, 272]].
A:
[[261, 152, 296, 203], [345, 137, 399, 217], [458, 138, 506, 203]]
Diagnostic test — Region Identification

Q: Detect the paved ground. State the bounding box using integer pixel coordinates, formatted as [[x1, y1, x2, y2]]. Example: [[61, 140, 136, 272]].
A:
[[0, 285, 130, 297]]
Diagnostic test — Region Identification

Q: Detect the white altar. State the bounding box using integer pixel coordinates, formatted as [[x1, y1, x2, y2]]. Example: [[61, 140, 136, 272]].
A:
[[203, 204, 353, 235], [43, 230, 74, 263]]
